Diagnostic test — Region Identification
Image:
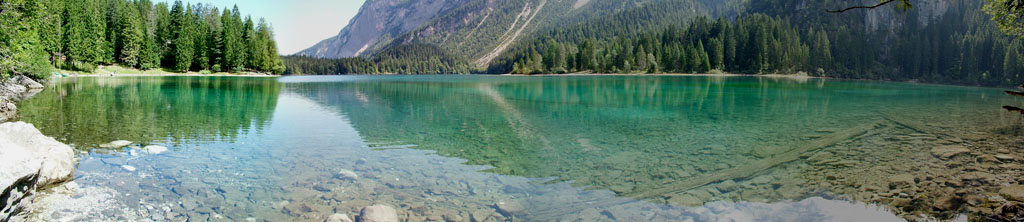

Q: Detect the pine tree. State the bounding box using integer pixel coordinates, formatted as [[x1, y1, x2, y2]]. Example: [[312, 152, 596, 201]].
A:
[[155, 2, 171, 67], [810, 28, 832, 74], [225, 6, 244, 72], [39, 0, 64, 62], [118, 0, 144, 67], [696, 40, 710, 73], [207, 7, 224, 71], [1005, 41, 1021, 81], [243, 16, 258, 71], [708, 38, 724, 70]]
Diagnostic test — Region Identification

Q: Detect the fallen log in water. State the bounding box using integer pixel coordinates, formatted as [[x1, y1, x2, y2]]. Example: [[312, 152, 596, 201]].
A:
[[528, 120, 882, 220]]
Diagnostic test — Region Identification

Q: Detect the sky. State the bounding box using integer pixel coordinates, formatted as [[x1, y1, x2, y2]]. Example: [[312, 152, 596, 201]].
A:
[[174, 0, 366, 55]]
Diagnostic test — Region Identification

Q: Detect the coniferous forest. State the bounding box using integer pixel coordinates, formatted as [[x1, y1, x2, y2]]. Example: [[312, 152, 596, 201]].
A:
[[281, 0, 1024, 87], [283, 44, 471, 75], [493, 0, 1024, 86], [0, 0, 284, 80]]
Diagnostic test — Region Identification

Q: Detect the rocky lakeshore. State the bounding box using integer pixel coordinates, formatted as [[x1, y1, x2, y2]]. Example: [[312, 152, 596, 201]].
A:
[[0, 75, 78, 221], [0, 75, 44, 122]]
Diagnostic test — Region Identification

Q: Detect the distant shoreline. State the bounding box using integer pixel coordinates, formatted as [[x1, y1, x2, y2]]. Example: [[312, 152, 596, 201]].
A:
[[54, 65, 280, 78], [60, 73, 279, 78], [507, 72, 819, 79]]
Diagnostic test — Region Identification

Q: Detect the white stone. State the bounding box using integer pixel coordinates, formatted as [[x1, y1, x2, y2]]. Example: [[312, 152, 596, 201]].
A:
[[359, 205, 398, 222], [144, 145, 168, 154], [0, 122, 75, 186], [122, 165, 136, 172], [100, 140, 132, 148]]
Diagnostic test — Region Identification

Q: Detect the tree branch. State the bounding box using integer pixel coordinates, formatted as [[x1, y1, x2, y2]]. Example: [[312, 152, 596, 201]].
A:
[[827, 0, 898, 13]]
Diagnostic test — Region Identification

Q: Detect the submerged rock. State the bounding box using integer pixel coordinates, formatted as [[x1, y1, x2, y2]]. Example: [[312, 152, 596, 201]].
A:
[[359, 204, 398, 222], [930, 145, 970, 159], [336, 169, 359, 180], [888, 174, 916, 188], [0, 122, 75, 220], [100, 140, 132, 148], [932, 195, 963, 211], [325, 213, 353, 222], [493, 200, 525, 216], [121, 165, 136, 172], [995, 154, 1017, 162], [999, 184, 1024, 201], [143, 145, 168, 154]]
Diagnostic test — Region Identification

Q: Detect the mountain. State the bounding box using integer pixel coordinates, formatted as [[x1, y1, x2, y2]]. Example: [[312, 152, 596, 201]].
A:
[[296, 0, 472, 58], [297, 0, 716, 64]]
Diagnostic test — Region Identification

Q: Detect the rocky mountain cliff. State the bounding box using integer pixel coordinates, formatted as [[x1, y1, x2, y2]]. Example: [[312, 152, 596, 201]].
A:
[[296, 0, 472, 58], [296, 0, 703, 65]]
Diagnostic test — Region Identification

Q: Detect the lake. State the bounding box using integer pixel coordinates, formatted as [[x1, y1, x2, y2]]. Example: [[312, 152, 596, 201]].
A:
[[14, 75, 1024, 221]]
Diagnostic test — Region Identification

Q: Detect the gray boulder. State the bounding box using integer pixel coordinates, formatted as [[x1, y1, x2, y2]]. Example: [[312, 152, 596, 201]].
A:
[[359, 205, 398, 222], [0, 122, 75, 186], [1, 82, 26, 95], [11, 75, 43, 89], [0, 122, 75, 220]]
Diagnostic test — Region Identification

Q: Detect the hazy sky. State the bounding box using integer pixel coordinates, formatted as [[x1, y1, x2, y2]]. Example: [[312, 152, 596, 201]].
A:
[[175, 0, 366, 55]]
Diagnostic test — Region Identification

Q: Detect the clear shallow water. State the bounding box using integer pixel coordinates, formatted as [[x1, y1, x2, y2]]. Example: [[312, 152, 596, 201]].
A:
[[14, 75, 1023, 221]]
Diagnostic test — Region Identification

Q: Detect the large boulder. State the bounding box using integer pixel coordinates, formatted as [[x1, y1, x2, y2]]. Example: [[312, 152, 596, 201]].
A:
[[11, 75, 43, 89], [0, 122, 75, 186], [0, 122, 75, 220], [0, 82, 26, 95]]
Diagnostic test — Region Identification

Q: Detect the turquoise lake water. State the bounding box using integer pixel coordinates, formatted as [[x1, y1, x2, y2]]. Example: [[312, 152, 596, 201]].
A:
[[14, 75, 1024, 221]]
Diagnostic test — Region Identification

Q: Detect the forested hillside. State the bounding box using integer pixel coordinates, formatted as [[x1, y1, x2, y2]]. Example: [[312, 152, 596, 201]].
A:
[[0, 0, 284, 80], [284, 44, 470, 74], [494, 0, 1024, 86], [288, 0, 1023, 87]]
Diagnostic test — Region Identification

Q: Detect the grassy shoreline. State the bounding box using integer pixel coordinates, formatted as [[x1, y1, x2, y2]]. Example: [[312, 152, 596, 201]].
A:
[[55, 65, 279, 77]]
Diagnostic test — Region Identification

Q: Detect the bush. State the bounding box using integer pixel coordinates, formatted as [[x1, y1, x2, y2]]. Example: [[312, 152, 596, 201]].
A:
[[199, 69, 212, 74]]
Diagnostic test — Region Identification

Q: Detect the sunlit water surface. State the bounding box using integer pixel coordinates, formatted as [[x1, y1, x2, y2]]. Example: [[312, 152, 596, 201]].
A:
[[15, 75, 1023, 221]]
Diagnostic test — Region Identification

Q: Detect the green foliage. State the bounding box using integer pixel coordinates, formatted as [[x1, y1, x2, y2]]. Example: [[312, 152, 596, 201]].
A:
[[985, 0, 1024, 38], [0, 0, 53, 79], [1, 0, 284, 78]]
